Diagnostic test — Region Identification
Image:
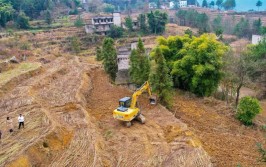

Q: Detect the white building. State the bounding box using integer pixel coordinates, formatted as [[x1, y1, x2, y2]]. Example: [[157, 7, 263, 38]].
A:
[[169, 1, 175, 9], [149, 2, 157, 9], [252, 35, 264, 44], [170, 1, 187, 9], [179, 0, 187, 8], [85, 12, 121, 35]]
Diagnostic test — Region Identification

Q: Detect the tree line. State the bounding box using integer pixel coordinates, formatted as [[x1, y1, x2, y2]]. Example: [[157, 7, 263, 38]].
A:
[[98, 33, 265, 125], [176, 9, 266, 38], [203, 0, 263, 11], [108, 10, 168, 38], [0, 0, 80, 29]]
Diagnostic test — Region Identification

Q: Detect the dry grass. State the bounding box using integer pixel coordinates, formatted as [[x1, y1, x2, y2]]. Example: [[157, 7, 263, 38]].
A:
[[0, 63, 41, 86]]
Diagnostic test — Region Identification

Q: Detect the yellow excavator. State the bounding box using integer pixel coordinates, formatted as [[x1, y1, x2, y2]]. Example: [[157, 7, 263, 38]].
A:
[[113, 81, 156, 127]]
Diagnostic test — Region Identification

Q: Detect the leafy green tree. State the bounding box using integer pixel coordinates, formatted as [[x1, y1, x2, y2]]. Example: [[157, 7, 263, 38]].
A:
[[176, 10, 187, 26], [256, 0, 262, 11], [196, 13, 210, 34], [45, 10, 52, 25], [138, 13, 148, 34], [69, 8, 78, 15], [247, 39, 266, 98], [216, 0, 223, 9], [150, 47, 173, 107], [129, 38, 150, 85], [210, 1, 215, 8], [171, 34, 227, 96], [44, 0, 54, 10], [185, 29, 193, 37], [212, 15, 224, 36], [237, 96, 262, 125], [102, 38, 118, 81], [261, 26, 266, 35], [234, 18, 251, 38], [147, 10, 168, 34], [103, 3, 115, 13], [107, 25, 124, 38], [96, 46, 103, 61], [16, 11, 30, 29], [0, 2, 15, 27], [176, 10, 210, 33], [151, 35, 191, 65], [74, 15, 84, 27], [223, 0, 236, 10], [125, 16, 133, 31], [202, 0, 208, 7], [156, 0, 161, 9], [187, 0, 197, 5]]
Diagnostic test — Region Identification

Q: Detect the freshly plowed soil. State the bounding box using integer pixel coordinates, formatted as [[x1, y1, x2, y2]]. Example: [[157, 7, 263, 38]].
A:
[[0, 56, 212, 166], [171, 94, 266, 167]]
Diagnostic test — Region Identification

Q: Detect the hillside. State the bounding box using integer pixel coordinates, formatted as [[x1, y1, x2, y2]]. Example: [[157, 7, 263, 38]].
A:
[[0, 25, 265, 167], [0, 58, 211, 166]]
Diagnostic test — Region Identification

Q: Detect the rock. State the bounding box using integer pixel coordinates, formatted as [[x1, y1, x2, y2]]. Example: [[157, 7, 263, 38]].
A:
[[9, 56, 19, 64]]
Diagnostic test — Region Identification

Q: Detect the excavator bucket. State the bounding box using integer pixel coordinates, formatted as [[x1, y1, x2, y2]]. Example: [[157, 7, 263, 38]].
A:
[[149, 95, 157, 105]]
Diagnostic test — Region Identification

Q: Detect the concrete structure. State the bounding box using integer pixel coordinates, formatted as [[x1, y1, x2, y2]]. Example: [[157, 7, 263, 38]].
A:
[[149, 2, 157, 9], [113, 12, 122, 26], [115, 42, 137, 84], [85, 12, 121, 35], [252, 35, 264, 44], [179, 0, 187, 8], [169, 1, 175, 9]]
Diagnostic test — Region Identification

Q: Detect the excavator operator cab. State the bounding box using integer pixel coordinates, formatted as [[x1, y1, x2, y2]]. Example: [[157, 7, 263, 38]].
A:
[[117, 97, 131, 112]]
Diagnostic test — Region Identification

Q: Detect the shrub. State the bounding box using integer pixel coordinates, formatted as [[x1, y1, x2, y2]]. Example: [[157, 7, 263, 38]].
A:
[[107, 25, 124, 38], [70, 36, 81, 54], [69, 8, 78, 15], [236, 96, 262, 125], [256, 142, 266, 162], [74, 15, 84, 27], [16, 12, 30, 29], [103, 3, 115, 13]]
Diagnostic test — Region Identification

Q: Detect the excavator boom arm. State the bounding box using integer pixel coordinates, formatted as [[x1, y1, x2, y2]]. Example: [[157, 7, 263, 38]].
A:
[[130, 81, 152, 109]]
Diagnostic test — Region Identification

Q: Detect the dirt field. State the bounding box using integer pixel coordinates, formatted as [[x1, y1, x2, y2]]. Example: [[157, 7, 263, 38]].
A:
[[0, 56, 212, 166], [171, 93, 266, 167]]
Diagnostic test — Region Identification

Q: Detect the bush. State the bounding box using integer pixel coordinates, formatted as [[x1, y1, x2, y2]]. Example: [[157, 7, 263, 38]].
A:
[[16, 12, 30, 29], [74, 15, 84, 27], [103, 3, 115, 13], [70, 36, 81, 54], [237, 96, 262, 125], [69, 8, 78, 15], [107, 25, 124, 38]]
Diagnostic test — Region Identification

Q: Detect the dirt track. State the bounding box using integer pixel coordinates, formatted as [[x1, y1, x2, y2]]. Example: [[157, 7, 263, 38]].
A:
[[0, 56, 211, 167]]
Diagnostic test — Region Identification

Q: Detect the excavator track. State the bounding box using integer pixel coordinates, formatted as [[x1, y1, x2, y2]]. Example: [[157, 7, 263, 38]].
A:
[[136, 114, 145, 124], [126, 121, 132, 127]]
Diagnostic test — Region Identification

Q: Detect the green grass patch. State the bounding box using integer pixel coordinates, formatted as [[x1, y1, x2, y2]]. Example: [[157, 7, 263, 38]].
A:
[[0, 62, 41, 86]]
